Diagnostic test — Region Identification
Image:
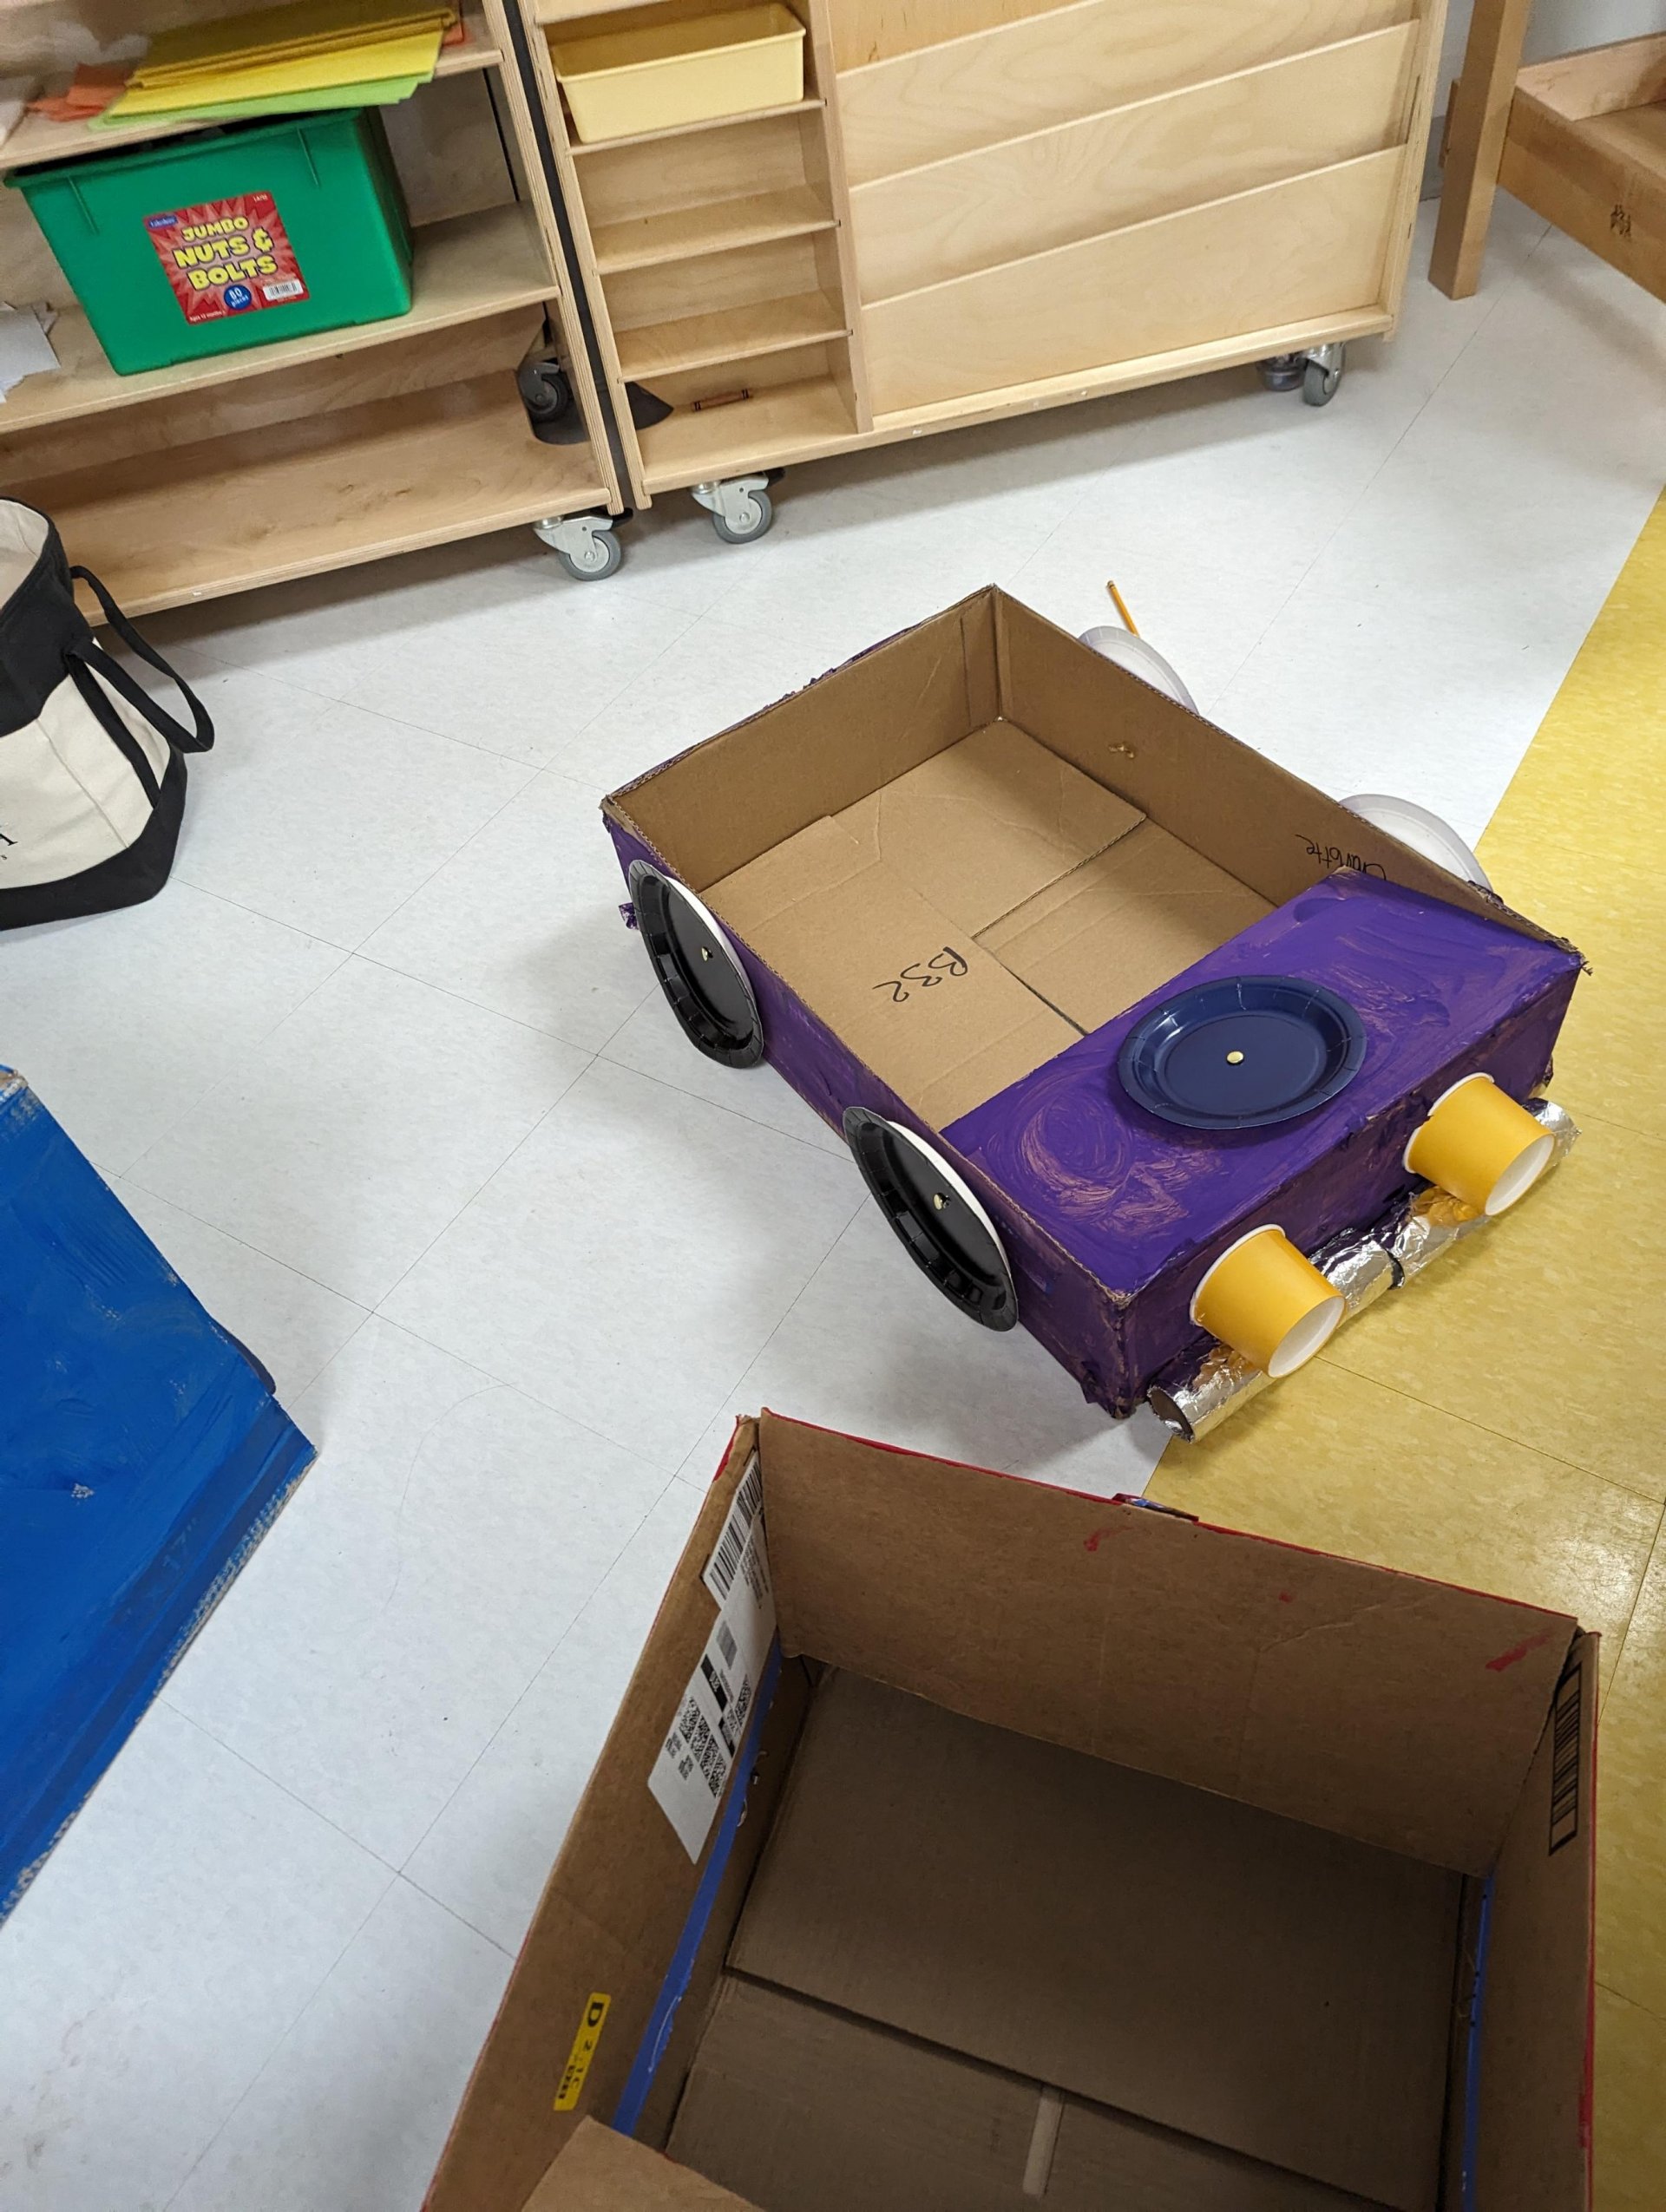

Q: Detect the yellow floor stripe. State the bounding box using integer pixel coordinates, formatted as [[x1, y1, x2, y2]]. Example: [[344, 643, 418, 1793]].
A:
[[1152, 489, 1666, 2206]]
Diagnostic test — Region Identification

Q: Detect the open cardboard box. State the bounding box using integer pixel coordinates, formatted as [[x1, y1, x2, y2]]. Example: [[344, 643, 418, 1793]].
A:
[[425, 1416, 1596, 2212], [601, 592, 1582, 1417]]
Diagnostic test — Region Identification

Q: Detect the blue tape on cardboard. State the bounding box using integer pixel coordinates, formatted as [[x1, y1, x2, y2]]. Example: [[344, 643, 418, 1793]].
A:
[[0, 1069, 315, 1922]]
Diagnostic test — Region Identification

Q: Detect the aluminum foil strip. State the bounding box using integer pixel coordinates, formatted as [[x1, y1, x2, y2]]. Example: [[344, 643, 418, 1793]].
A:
[[1149, 1098, 1578, 1443]]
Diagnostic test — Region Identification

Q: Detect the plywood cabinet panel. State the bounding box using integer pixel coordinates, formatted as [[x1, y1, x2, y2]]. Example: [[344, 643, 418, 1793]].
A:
[[837, 0, 1413, 185], [862, 147, 1403, 412], [850, 23, 1420, 299]]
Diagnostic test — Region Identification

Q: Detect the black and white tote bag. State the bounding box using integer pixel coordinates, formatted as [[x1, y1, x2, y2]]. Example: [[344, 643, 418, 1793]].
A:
[[0, 497, 213, 930]]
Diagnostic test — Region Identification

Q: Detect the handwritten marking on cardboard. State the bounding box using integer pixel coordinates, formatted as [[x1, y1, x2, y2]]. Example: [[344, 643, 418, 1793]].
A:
[[872, 946, 967, 1004], [1485, 1626, 1556, 1672], [554, 1992, 611, 2111], [649, 1454, 775, 1862]]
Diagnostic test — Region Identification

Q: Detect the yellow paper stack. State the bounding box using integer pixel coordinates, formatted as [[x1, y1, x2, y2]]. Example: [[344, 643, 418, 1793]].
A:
[[100, 0, 458, 132]]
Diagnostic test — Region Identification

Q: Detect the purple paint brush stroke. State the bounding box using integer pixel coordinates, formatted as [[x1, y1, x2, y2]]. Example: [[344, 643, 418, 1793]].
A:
[[946, 873, 1579, 1401]]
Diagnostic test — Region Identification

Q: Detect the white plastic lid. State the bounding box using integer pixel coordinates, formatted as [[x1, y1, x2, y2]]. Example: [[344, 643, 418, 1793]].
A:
[[1078, 625, 1198, 713], [1341, 794, 1492, 889]]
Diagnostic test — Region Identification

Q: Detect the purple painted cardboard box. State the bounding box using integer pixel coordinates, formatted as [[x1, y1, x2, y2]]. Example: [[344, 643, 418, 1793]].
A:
[[603, 590, 1583, 1423]]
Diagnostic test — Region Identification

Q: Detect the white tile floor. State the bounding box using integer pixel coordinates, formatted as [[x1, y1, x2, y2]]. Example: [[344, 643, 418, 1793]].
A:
[[4, 200, 1666, 2210]]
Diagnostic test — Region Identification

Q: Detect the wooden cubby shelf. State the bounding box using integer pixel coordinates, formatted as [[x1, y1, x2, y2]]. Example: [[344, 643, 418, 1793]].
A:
[[0, 203, 557, 436], [0, 8, 498, 174], [566, 96, 824, 157], [614, 288, 848, 379], [34, 377, 607, 616], [638, 373, 861, 489], [590, 184, 836, 272], [0, 0, 625, 608]]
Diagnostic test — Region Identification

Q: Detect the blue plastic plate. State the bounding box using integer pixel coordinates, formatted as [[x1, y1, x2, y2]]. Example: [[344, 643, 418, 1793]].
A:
[[1117, 974, 1367, 1130]]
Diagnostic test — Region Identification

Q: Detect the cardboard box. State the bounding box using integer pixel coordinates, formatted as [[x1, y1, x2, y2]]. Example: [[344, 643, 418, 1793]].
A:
[[602, 591, 1584, 1417], [426, 1415, 1597, 2212]]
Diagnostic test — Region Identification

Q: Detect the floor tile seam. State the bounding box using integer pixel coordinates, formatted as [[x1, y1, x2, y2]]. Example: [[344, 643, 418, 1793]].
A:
[[1595, 1976, 1666, 2025], [189, 651, 607, 771], [666, 1186, 874, 1488], [164, 863, 364, 953], [1597, 1500, 1666, 1706], [158, 1700, 404, 1879], [157, 1868, 421, 2210], [392, 1471, 686, 1886], [348, 938, 642, 1057], [1309, 1349, 1665, 1508], [586, 1043, 856, 1162], [109, 1175, 378, 1329], [349, 1306, 685, 1485], [112, 900, 355, 1191], [334, 762, 547, 951], [541, 600, 721, 759], [1236, 250, 1538, 615]]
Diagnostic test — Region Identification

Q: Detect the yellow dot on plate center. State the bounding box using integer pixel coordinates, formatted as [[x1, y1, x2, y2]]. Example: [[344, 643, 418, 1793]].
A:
[[1226, 1049, 1245, 1065]]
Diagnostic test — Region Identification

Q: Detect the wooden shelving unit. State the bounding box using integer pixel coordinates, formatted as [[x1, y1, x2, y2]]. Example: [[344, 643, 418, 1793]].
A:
[[516, 0, 869, 519], [1432, 11, 1666, 302], [513, 0, 1443, 537], [0, 0, 626, 609]]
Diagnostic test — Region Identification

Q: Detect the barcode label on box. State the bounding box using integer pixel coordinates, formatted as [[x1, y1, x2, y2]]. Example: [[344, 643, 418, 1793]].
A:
[[1549, 1661, 1582, 1854], [703, 1452, 764, 1607], [650, 1458, 776, 1861], [261, 277, 305, 302]]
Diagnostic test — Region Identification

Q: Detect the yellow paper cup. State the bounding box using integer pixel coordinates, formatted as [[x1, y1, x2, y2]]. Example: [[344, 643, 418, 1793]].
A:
[[1189, 1226, 1343, 1379], [1403, 1074, 1551, 1217]]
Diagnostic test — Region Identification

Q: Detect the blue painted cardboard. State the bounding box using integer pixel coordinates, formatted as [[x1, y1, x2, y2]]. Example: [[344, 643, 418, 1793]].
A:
[[0, 1069, 315, 1921]]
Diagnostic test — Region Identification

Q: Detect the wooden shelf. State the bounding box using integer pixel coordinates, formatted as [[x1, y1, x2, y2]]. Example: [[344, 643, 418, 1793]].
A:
[[592, 185, 835, 272], [567, 96, 823, 157], [615, 289, 847, 380], [0, 10, 498, 175], [33, 375, 607, 617], [0, 202, 556, 435], [639, 373, 859, 490]]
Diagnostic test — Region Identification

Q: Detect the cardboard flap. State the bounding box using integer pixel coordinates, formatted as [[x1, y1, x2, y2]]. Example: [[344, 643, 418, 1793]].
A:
[[526, 2120, 762, 2210], [831, 718, 1144, 935], [425, 1425, 803, 2212], [978, 820, 1272, 1027], [1473, 1634, 1597, 2211], [669, 1977, 1383, 2211], [607, 598, 998, 892], [757, 1414, 1578, 1874], [708, 820, 1079, 1129], [991, 592, 1574, 951], [730, 1673, 1458, 2210]]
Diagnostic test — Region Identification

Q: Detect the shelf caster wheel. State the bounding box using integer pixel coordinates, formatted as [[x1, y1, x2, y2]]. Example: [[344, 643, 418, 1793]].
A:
[[1257, 353, 1307, 392], [627, 861, 763, 1067], [518, 358, 572, 424], [535, 512, 622, 581], [692, 474, 774, 545], [843, 1109, 1018, 1332], [1302, 343, 1345, 407]]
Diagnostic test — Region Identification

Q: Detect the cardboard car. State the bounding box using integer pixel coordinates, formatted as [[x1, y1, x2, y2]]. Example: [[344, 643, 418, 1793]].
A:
[[603, 591, 1584, 1436]]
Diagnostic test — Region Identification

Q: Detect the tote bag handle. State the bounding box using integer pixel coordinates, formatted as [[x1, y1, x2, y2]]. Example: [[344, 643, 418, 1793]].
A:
[[63, 563, 214, 762]]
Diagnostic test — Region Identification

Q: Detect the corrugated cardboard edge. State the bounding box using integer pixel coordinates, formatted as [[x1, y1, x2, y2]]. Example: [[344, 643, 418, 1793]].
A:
[[522, 2117, 761, 2210], [756, 1410, 1580, 1875], [423, 1421, 797, 2212]]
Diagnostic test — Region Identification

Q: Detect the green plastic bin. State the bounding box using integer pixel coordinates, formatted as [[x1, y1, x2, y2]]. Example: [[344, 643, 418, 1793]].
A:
[[9, 108, 414, 376]]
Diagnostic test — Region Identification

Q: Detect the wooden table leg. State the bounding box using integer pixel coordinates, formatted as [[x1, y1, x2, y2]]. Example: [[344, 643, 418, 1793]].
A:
[[1430, 0, 1536, 298]]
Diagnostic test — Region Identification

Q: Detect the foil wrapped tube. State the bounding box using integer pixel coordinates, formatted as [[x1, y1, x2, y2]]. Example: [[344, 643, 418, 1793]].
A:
[[1149, 1098, 1578, 1443]]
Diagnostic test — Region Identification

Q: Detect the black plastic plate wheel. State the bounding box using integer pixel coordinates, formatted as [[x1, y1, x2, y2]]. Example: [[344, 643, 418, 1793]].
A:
[[843, 1108, 1017, 1331], [628, 861, 763, 1068]]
